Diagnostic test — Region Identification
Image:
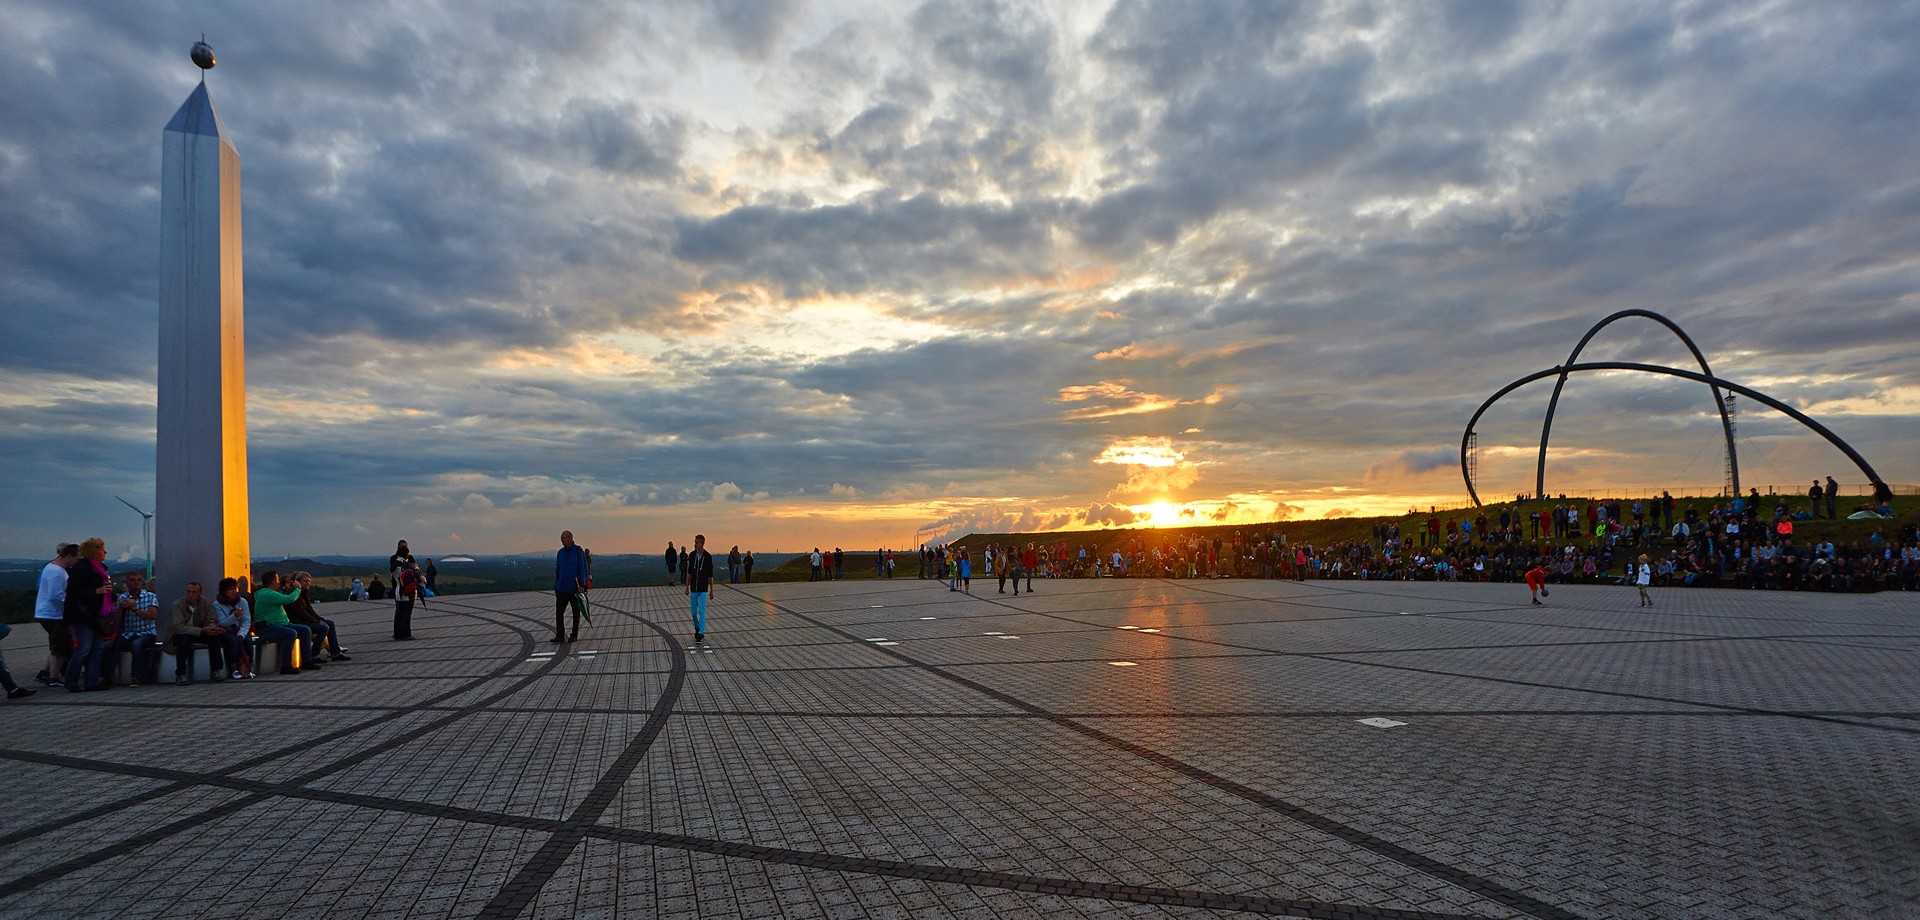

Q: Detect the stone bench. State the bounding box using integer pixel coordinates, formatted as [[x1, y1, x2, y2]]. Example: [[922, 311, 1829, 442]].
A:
[[107, 636, 305, 685]]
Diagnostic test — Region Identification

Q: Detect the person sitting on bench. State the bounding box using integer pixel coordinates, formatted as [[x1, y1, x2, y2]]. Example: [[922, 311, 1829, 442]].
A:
[[164, 580, 231, 684]]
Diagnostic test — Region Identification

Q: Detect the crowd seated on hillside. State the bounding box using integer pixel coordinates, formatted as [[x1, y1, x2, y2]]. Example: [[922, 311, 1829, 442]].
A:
[[930, 491, 1919, 594]]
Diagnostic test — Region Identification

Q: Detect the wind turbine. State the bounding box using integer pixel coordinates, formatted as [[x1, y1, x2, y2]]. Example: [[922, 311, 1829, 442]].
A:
[[116, 496, 154, 581]]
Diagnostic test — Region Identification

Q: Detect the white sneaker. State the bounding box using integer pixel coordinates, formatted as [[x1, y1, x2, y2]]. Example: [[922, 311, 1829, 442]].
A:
[[230, 671, 244, 680]]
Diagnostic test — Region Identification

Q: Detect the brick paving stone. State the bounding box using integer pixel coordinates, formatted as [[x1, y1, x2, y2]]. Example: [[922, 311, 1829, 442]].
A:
[[1, 578, 1914, 918]]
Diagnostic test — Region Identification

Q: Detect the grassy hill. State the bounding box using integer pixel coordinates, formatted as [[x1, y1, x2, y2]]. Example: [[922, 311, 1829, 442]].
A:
[[775, 494, 1918, 581]]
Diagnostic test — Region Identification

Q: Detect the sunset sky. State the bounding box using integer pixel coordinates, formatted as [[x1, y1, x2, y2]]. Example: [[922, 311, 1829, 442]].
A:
[[4, 0, 1917, 560]]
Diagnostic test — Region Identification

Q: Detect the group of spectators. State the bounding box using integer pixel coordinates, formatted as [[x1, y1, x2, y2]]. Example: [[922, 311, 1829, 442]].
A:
[[7, 539, 354, 702], [805, 547, 840, 582], [915, 486, 1913, 595], [666, 541, 756, 585], [1413, 485, 1895, 552]]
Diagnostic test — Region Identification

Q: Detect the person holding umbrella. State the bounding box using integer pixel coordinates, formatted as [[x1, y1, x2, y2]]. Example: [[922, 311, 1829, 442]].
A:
[[554, 531, 590, 644]]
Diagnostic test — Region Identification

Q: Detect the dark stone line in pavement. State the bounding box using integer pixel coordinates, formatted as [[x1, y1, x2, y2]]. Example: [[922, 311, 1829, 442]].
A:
[[0, 603, 556, 896], [741, 585, 1584, 920], [473, 601, 689, 920]]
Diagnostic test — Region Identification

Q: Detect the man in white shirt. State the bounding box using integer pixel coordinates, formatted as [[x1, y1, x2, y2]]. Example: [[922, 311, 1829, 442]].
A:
[[32, 543, 80, 688]]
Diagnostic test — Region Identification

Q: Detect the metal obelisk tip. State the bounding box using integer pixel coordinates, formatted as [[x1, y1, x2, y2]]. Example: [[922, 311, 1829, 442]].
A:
[[191, 40, 216, 70]]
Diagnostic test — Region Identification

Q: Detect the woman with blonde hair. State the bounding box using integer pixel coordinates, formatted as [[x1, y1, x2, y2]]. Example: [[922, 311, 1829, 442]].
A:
[[1636, 553, 1654, 607], [62, 538, 116, 691]]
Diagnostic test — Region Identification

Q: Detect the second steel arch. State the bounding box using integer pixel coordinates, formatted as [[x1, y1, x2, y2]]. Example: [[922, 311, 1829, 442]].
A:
[[1534, 309, 1739, 501], [1461, 361, 1886, 508]]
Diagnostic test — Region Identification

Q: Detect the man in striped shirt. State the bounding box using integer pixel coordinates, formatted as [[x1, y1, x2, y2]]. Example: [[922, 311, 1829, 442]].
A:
[[107, 571, 162, 686]]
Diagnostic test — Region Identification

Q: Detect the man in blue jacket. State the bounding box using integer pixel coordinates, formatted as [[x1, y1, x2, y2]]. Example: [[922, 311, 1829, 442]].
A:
[[553, 531, 590, 644]]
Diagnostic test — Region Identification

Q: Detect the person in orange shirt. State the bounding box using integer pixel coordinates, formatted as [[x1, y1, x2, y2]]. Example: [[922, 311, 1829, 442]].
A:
[[1525, 563, 1550, 605]]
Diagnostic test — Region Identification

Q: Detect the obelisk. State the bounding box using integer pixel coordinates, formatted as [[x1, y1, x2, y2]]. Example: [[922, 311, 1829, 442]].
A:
[[156, 41, 249, 600]]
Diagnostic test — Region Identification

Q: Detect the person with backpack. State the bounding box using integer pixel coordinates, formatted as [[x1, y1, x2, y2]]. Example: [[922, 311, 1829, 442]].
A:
[[394, 563, 423, 641]]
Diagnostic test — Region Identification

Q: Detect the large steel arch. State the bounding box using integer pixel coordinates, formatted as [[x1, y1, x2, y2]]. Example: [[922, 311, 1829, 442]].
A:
[[1535, 310, 1738, 500], [1461, 361, 1887, 507]]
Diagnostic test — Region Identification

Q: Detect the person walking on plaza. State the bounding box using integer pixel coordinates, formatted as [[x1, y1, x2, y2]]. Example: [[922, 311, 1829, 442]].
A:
[[554, 531, 590, 644], [728, 545, 741, 584], [1636, 553, 1654, 607], [1525, 562, 1550, 606], [685, 533, 715, 644], [663, 541, 678, 585], [742, 550, 755, 583], [34, 543, 79, 688]]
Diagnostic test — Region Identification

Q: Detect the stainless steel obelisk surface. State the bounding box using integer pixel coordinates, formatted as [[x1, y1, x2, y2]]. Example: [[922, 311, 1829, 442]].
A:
[[157, 80, 249, 599]]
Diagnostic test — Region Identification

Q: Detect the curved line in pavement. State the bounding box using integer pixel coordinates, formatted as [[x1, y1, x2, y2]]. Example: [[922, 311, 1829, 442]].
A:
[[0, 600, 559, 897], [474, 601, 688, 919]]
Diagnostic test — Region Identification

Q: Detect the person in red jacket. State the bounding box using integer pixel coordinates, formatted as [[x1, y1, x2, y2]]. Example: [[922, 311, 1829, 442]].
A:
[[1525, 563, 1550, 605]]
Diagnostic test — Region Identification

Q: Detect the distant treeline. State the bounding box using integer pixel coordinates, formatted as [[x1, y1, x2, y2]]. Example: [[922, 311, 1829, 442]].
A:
[[1, 590, 31, 624]]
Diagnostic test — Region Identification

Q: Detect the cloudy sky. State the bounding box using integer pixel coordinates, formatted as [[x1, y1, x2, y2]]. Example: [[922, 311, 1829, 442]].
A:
[[4, 0, 1917, 560]]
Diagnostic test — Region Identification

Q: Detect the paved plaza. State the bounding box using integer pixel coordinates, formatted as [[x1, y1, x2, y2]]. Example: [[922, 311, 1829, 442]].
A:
[[1, 575, 1915, 919]]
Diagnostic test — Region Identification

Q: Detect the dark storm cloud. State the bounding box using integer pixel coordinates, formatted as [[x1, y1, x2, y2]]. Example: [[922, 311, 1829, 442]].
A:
[[1089, 0, 1306, 95], [556, 101, 687, 177], [1436, 0, 1524, 50], [1075, 45, 1377, 251], [689, 0, 805, 59], [672, 193, 1068, 297], [911, 0, 1059, 116], [6, 0, 1919, 555]]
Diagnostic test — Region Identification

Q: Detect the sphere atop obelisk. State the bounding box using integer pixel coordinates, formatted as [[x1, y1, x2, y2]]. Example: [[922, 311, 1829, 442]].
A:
[[191, 40, 216, 70]]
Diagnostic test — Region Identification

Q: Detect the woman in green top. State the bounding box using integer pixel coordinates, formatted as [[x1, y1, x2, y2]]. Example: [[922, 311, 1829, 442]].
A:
[[251, 570, 313, 674]]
